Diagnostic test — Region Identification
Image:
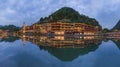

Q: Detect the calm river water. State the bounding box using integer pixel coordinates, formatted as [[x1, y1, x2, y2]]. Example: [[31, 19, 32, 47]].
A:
[[0, 36, 120, 67]]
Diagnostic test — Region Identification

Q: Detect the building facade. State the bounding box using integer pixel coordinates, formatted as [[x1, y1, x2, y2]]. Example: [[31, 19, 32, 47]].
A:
[[22, 22, 101, 36]]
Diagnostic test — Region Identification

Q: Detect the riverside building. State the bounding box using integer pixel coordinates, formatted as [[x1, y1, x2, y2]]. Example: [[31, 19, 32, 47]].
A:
[[22, 22, 101, 36]]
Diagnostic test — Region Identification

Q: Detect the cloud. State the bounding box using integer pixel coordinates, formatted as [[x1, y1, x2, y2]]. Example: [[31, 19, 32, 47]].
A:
[[0, 0, 120, 29]]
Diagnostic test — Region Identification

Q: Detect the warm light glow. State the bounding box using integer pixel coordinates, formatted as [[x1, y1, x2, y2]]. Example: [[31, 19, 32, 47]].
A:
[[55, 36, 64, 40], [21, 22, 100, 36]]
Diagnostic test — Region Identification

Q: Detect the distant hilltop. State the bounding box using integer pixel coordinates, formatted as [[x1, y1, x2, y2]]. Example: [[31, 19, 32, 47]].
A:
[[0, 25, 20, 32], [37, 7, 102, 29], [111, 20, 120, 31]]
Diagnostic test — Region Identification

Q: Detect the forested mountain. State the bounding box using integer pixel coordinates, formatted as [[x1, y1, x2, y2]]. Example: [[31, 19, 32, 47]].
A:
[[0, 25, 20, 32], [111, 20, 120, 31], [38, 7, 101, 28]]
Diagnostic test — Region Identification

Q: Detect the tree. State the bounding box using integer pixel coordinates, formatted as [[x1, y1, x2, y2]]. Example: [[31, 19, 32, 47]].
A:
[[102, 28, 110, 33], [40, 17, 44, 22]]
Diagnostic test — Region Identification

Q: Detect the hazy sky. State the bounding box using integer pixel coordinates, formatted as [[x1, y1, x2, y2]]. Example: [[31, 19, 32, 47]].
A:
[[0, 0, 120, 29]]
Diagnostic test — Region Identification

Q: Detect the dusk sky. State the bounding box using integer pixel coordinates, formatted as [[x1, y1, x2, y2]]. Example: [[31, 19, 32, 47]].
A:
[[0, 0, 120, 29]]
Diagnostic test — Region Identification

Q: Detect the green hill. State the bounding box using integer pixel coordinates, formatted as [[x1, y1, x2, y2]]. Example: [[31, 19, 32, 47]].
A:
[[0, 25, 20, 32], [38, 7, 101, 28], [111, 20, 120, 31]]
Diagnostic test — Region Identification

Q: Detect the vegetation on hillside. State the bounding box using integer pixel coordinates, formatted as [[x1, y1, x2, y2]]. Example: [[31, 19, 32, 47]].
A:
[[111, 20, 120, 31], [0, 25, 20, 32], [102, 28, 111, 33], [38, 7, 101, 29]]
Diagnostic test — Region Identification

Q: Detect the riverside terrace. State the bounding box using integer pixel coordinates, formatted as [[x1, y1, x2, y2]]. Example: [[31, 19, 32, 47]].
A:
[[14, 22, 101, 36]]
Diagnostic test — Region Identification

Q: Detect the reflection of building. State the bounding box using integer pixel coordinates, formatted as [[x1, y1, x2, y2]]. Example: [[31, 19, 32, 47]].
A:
[[104, 32, 120, 37], [21, 35, 102, 61], [21, 35, 101, 48], [22, 22, 101, 35], [0, 29, 8, 38]]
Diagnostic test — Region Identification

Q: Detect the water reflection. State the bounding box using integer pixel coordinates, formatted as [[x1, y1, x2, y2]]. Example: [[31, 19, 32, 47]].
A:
[[21, 35, 102, 48], [20, 35, 102, 61], [110, 38, 120, 49], [0, 36, 20, 42], [1, 36, 120, 67]]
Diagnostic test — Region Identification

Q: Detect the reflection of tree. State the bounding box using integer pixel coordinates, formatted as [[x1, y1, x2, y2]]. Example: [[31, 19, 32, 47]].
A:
[[0, 36, 20, 42], [21, 35, 102, 61], [38, 42, 101, 61], [111, 38, 120, 49], [102, 38, 110, 42]]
